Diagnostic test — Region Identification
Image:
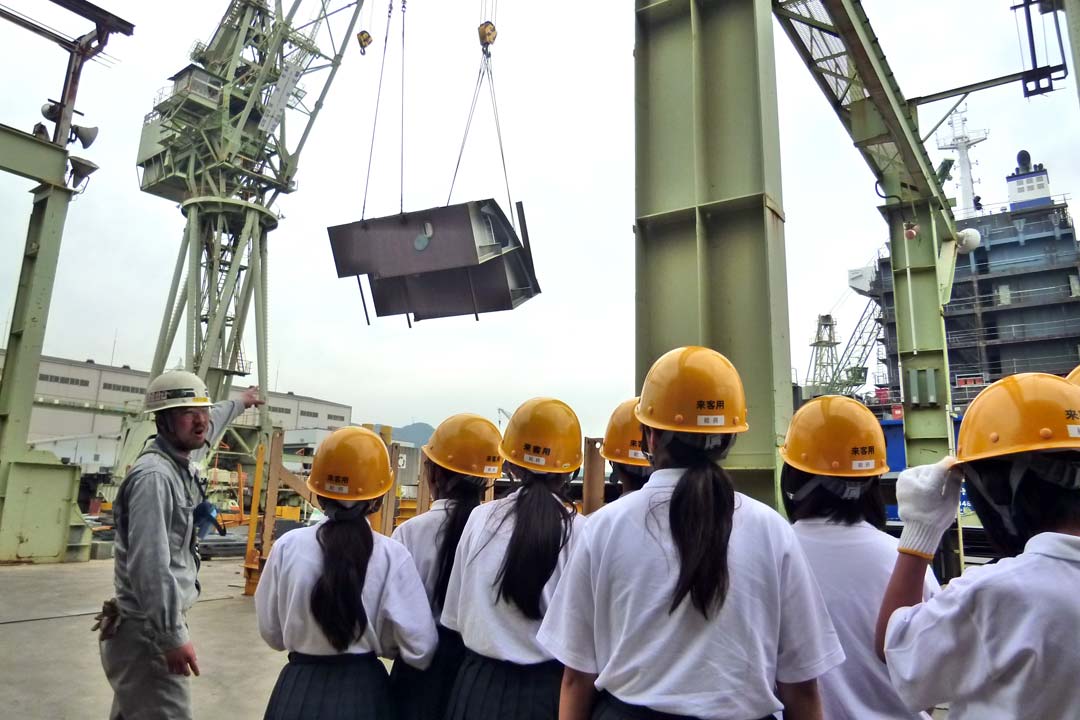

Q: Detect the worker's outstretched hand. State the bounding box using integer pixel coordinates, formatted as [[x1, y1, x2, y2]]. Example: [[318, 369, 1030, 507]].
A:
[[163, 642, 200, 677], [897, 456, 961, 560], [240, 386, 265, 409]]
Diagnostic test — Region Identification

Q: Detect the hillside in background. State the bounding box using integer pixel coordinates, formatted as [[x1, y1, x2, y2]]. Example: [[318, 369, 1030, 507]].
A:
[[391, 422, 435, 446]]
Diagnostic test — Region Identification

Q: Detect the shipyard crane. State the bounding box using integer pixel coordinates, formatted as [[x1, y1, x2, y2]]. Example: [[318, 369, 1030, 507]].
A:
[[116, 0, 369, 475], [804, 301, 881, 399]]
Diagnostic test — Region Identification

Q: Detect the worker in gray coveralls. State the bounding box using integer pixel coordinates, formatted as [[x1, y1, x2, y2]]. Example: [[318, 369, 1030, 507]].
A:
[[96, 369, 263, 719]]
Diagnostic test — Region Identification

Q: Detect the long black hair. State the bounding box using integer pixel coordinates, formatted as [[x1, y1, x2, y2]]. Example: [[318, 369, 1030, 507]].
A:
[[432, 464, 486, 610], [310, 496, 380, 652], [650, 430, 736, 618], [780, 464, 886, 529], [494, 466, 576, 620]]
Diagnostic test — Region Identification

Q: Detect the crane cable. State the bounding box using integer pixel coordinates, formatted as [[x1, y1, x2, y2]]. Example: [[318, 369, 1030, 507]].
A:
[[360, 0, 396, 221], [446, 18, 515, 229]]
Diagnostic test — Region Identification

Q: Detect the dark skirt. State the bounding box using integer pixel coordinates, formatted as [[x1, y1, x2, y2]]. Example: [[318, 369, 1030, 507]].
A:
[[592, 691, 776, 720], [264, 651, 393, 720], [389, 624, 466, 720], [444, 648, 563, 720]]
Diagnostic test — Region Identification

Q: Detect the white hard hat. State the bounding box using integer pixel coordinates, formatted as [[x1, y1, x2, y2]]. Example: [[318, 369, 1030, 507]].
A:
[[144, 370, 213, 414]]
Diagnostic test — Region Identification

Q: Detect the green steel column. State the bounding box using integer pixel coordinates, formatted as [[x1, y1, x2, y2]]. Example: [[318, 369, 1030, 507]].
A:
[[0, 184, 73, 461], [884, 198, 956, 467], [635, 0, 791, 507], [0, 178, 87, 563]]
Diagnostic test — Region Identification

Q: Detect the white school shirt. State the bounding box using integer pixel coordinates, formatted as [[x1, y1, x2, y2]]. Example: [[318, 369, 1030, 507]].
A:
[[440, 489, 587, 665], [255, 522, 438, 668], [536, 468, 845, 719], [793, 519, 939, 720], [391, 499, 453, 618], [886, 532, 1080, 719]]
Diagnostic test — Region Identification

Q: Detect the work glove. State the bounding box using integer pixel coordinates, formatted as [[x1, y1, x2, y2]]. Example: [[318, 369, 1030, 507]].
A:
[[897, 456, 961, 560]]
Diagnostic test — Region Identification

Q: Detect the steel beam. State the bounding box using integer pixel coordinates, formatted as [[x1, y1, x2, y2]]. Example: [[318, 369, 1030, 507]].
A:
[[635, 0, 791, 508], [0, 124, 69, 186]]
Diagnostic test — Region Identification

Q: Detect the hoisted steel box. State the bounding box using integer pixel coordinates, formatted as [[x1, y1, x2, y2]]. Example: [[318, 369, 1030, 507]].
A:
[[327, 199, 541, 321]]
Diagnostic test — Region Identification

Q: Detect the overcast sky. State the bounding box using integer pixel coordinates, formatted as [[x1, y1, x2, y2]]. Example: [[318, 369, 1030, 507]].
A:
[[1, 0, 1077, 437]]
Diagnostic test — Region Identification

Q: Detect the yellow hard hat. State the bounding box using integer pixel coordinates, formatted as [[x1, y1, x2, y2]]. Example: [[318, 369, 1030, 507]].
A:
[[307, 426, 393, 501], [1067, 365, 1080, 386], [423, 413, 503, 479], [635, 346, 749, 434], [780, 395, 888, 477], [601, 398, 650, 467], [499, 397, 583, 473], [957, 373, 1080, 463]]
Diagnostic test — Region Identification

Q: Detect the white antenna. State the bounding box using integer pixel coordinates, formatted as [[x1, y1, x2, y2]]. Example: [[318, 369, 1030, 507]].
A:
[[937, 107, 988, 217]]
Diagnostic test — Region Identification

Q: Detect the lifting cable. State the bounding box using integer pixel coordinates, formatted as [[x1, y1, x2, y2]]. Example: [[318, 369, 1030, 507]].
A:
[[446, 9, 515, 230], [400, 0, 407, 214], [359, 0, 396, 220]]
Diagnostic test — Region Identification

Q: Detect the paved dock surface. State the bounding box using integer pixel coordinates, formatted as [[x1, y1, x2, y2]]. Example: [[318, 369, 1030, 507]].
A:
[[0, 558, 284, 719]]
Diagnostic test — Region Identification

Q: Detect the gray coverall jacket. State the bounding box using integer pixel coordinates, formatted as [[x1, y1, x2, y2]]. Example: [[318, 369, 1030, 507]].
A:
[[100, 399, 244, 719]]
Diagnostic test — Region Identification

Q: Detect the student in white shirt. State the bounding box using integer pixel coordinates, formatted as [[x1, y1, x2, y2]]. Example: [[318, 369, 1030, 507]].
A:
[[539, 346, 844, 720], [441, 397, 587, 720], [877, 372, 1080, 719], [388, 413, 502, 719], [255, 427, 438, 720], [600, 397, 652, 495], [780, 395, 939, 720]]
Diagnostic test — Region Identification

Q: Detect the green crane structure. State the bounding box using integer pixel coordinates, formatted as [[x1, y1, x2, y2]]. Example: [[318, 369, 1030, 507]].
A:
[[0, 1, 133, 562], [120, 0, 367, 475], [634, 0, 971, 508]]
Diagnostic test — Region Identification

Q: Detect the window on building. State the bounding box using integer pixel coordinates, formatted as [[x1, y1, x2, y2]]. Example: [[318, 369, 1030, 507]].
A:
[[39, 373, 90, 387], [268, 406, 293, 414], [328, 413, 345, 421], [300, 410, 319, 418], [102, 382, 146, 395]]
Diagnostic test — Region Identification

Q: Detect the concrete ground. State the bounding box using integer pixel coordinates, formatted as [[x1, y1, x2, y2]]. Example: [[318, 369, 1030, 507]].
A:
[[0, 557, 949, 719], [0, 558, 285, 719]]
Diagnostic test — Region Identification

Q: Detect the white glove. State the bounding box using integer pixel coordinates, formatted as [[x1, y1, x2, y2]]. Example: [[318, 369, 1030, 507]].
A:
[[897, 457, 961, 559]]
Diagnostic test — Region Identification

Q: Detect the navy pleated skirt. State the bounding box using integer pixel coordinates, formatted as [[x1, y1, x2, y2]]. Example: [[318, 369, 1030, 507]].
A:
[[264, 651, 394, 720], [592, 691, 776, 720], [389, 624, 465, 720], [443, 648, 563, 720]]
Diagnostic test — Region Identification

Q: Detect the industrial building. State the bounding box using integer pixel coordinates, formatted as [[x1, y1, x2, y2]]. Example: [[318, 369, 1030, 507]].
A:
[[0, 349, 352, 472], [869, 150, 1077, 414]]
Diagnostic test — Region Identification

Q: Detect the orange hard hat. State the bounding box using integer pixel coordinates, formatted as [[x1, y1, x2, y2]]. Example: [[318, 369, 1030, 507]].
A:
[[423, 413, 503, 479], [601, 398, 649, 467], [956, 373, 1080, 463], [780, 395, 888, 477], [499, 397, 583, 473], [635, 346, 748, 434], [1067, 365, 1080, 386], [307, 426, 393, 501]]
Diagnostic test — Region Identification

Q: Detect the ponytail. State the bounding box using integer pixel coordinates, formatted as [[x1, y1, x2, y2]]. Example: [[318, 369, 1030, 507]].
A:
[[310, 497, 378, 652], [495, 469, 575, 620], [432, 468, 485, 610], [663, 434, 736, 618]]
